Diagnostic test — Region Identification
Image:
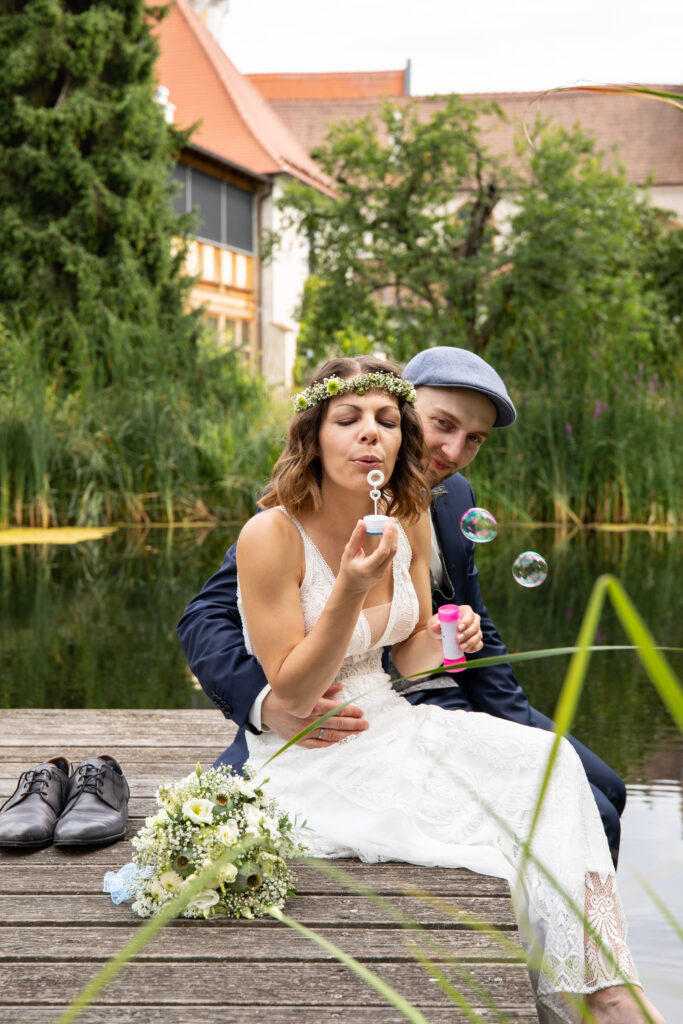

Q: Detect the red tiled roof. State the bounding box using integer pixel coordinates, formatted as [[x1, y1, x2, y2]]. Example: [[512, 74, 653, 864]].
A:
[[247, 70, 407, 100], [154, 1, 333, 194], [267, 87, 683, 187]]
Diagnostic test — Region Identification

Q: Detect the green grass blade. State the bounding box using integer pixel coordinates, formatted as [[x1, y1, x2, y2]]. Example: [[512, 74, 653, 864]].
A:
[[268, 906, 432, 1024], [636, 873, 683, 943], [605, 576, 683, 730], [392, 644, 681, 688], [55, 837, 260, 1024], [408, 945, 499, 1024]]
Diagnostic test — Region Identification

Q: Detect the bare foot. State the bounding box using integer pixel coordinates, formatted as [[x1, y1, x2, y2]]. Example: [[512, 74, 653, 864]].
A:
[[585, 985, 667, 1024]]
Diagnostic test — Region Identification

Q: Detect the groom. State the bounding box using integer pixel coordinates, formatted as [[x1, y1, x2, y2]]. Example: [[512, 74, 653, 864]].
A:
[[177, 346, 625, 866]]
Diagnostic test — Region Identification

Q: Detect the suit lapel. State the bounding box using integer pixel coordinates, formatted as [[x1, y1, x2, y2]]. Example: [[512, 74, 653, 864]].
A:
[[430, 487, 455, 608]]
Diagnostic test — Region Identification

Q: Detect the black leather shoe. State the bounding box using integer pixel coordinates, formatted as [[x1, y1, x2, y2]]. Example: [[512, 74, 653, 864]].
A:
[[53, 755, 130, 847], [0, 757, 71, 848]]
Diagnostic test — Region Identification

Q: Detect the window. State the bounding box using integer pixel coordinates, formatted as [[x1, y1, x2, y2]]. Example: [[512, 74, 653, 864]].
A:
[[169, 164, 188, 217], [225, 183, 253, 252], [170, 163, 254, 253], [190, 169, 222, 245]]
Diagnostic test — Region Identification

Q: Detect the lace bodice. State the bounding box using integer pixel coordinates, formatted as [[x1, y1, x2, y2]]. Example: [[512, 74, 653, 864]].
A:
[[237, 508, 420, 680]]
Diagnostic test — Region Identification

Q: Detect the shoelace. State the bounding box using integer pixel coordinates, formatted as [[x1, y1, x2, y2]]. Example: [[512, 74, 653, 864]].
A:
[[21, 769, 52, 796], [74, 763, 106, 795]]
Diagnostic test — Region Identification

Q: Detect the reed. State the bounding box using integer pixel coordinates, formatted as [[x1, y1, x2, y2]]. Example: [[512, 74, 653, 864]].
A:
[[0, 318, 285, 528], [467, 372, 681, 527]]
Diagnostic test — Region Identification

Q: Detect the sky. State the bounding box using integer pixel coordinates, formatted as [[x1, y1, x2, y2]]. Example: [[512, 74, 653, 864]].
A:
[[207, 0, 682, 96]]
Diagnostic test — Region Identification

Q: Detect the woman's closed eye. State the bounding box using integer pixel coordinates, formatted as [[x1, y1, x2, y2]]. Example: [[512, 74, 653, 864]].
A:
[[336, 417, 399, 429]]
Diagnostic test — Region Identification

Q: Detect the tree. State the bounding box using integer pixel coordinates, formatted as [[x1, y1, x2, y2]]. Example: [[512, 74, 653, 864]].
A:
[[267, 99, 679, 378], [0, 0, 199, 389], [266, 101, 681, 522], [263, 96, 516, 368], [0, 1, 282, 527]]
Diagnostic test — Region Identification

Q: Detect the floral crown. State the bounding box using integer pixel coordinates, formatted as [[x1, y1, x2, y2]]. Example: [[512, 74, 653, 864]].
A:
[[293, 372, 417, 412]]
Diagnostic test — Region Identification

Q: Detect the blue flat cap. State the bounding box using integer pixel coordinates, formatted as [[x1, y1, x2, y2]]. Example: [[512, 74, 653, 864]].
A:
[[403, 346, 516, 427]]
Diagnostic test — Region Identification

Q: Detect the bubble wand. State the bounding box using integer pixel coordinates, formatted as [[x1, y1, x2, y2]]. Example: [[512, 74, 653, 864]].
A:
[[363, 469, 389, 535]]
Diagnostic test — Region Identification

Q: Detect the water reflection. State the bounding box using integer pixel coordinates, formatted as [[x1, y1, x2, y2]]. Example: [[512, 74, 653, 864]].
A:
[[0, 524, 681, 1013], [621, 764, 683, 1021]]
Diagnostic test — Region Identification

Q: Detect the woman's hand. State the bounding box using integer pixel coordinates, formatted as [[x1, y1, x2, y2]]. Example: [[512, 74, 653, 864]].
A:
[[428, 604, 483, 654], [339, 519, 398, 595]]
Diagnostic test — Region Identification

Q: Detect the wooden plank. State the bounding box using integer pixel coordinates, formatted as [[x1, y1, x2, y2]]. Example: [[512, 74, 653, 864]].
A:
[[0, 769, 215, 789], [0, 1008, 542, 1024], [0, 894, 518, 927], [0, 861, 511, 897], [0, 709, 537, 1021], [0, 962, 536, 1008], [0, 925, 523, 962], [0, 747, 230, 764], [0, 709, 233, 745]]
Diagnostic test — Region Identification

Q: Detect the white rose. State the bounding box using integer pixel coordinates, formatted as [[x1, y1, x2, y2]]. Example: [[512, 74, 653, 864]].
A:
[[242, 803, 263, 835], [216, 821, 239, 846], [187, 888, 220, 914], [158, 869, 184, 891], [182, 798, 214, 824], [144, 808, 170, 829], [217, 862, 238, 885], [150, 879, 169, 900]]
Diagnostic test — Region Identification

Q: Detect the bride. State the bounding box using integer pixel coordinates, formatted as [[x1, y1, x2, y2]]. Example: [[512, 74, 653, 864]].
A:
[[236, 357, 665, 1024]]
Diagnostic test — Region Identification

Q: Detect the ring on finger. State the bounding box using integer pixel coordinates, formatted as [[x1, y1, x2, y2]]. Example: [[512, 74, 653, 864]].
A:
[[318, 727, 325, 741]]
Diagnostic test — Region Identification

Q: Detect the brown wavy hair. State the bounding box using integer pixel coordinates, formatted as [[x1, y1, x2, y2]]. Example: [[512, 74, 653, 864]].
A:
[[259, 356, 430, 523]]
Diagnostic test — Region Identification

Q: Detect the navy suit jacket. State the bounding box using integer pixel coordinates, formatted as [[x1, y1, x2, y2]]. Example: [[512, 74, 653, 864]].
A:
[[176, 473, 532, 771]]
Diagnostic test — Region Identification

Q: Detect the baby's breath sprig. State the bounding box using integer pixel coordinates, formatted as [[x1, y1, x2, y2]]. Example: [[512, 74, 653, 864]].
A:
[[293, 372, 417, 413]]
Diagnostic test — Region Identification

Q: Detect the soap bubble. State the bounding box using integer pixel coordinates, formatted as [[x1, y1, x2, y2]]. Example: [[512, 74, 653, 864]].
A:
[[460, 507, 498, 543], [512, 551, 548, 588]]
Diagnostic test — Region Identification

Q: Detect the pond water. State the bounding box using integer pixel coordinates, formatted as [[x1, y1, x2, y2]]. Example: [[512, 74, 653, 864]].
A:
[[0, 524, 681, 1015]]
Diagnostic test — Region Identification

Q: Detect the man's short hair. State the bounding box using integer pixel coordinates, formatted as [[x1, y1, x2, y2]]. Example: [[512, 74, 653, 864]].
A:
[[403, 346, 516, 427]]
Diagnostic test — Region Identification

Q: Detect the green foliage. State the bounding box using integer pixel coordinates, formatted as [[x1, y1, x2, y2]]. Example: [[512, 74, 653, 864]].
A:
[[0, 0, 199, 389], [0, 1, 286, 525], [269, 97, 514, 367], [267, 101, 682, 523], [0, 315, 284, 525]]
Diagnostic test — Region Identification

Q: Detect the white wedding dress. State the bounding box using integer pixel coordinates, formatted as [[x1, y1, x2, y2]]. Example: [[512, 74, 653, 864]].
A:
[[240, 510, 639, 1023]]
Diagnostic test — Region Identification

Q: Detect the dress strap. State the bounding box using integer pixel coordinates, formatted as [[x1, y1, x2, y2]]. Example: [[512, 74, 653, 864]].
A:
[[273, 505, 307, 541]]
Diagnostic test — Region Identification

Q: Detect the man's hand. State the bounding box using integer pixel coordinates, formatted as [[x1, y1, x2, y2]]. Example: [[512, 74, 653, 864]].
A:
[[428, 604, 483, 653], [261, 683, 369, 747]]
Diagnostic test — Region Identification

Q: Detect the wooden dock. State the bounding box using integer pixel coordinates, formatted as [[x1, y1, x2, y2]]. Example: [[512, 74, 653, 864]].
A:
[[0, 710, 538, 1023]]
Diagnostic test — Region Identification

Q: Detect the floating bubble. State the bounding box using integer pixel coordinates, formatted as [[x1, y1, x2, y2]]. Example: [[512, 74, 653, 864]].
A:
[[460, 507, 498, 543], [512, 551, 548, 588]]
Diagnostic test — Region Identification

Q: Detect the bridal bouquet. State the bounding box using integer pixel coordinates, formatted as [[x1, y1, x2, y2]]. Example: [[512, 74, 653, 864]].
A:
[[126, 764, 305, 919]]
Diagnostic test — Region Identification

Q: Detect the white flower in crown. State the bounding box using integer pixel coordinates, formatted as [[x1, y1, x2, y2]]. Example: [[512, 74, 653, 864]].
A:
[[292, 371, 416, 413], [182, 797, 214, 824]]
